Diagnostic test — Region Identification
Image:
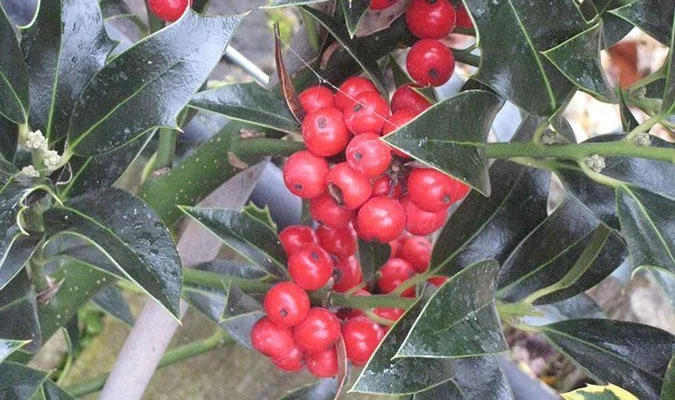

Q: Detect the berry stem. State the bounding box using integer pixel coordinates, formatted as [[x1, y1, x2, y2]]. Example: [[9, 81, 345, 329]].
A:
[[153, 128, 178, 173], [451, 48, 480, 68], [182, 268, 272, 295], [322, 291, 416, 310]]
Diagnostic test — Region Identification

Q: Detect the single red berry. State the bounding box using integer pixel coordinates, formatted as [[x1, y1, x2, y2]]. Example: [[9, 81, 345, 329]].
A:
[[288, 244, 334, 291], [370, 0, 400, 10], [250, 317, 295, 358], [310, 194, 355, 229], [283, 151, 329, 199], [427, 276, 448, 287], [407, 167, 458, 212], [452, 179, 471, 201], [342, 316, 385, 366], [263, 282, 310, 327], [316, 223, 358, 259], [382, 109, 417, 158], [333, 256, 363, 293], [406, 39, 455, 87], [345, 133, 392, 178], [293, 308, 341, 353], [334, 77, 378, 111], [325, 163, 372, 210], [406, 0, 456, 39], [356, 197, 406, 243], [373, 307, 404, 322], [306, 346, 339, 378], [371, 175, 403, 198], [343, 91, 391, 135], [399, 236, 432, 273], [279, 225, 318, 255], [391, 84, 432, 114], [298, 85, 335, 114], [401, 195, 448, 236], [377, 258, 416, 293], [271, 346, 305, 372], [455, 4, 473, 29], [336, 289, 370, 320], [302, 107, 350, 157], [148, 0, 191, 22]]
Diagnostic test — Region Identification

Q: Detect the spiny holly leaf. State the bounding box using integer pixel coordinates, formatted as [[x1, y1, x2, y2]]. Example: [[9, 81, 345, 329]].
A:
[[190, 83, 300, 134], [562, 384, 639, 400], [661, 16, 675, 115], [0, 361, 48, 400], [263, 0, 331, 8], [542, 22, 615, 102], [21, 0, 115, 143], [341, 0, 369, 38], [244, 203, 277, 231], [537, 319, 675, 400], [358, 239, 390, 281], [67, 10, 244, 156], [382, 90, 503, 196], [609, 0, 674, 45], [0, 3, 29, 124], [92, 284, 135, 326], [397, 261, 507, 358], [617, 185, 675, 273], [0, 234, 40, 293], [464, 0, 586, 115], [582, 0, 634, 48], [0, 271, 40, 352], [0, 339, 29, 364], [43, 187, 183, 318]]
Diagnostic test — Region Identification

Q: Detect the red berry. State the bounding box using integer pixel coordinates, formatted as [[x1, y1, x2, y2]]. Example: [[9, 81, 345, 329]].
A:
[[299, 85, 334, 114], [316, 223, 358, 259], [148, 0, 191, 22], [373, 307, 404, 322], [455, 4, 473, 29], [326, 163, 373, 210], [377, 258, 416, 293], [401, 195, 448, 236], [345, 133, 392, 178], [302, 107, 350, 157], [335, 77, 378, 111], [406, 0, 456, 39], [271, 346, 305, 372], [452, 179, 471, 201], [293, 308, 341, 353], [279, 225, 318, 255], [390, 84, 432, 114], [371, 175, 402, 198], [407, 167, 458, 212], [333, 256, 363, 293], [342, 316, 385, 366], [427, 276, 448, 287], [406, 39, 455, 87], [310, 194, 355, 229], [283, 151, 329, 199], [343, 91, 391, 135], [370, 0, 399, 10], [263, 282, 310, 327], [288, 244, 334, 290], [399, 236, 432, 273], [250, 317, 295, 358], [356, 197, 406, 243], [306, 346, 339, 378]]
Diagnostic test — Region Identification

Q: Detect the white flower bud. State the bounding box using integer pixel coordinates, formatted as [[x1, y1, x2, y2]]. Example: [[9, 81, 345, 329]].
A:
[[20, 165, 40, 177], [26, 130, 47, 150], [585, 154, 606, 173], [43, 150, 62, 171]]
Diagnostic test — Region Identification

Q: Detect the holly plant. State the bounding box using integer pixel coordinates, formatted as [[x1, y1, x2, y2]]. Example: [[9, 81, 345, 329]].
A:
[[0, 0, 674, 399]]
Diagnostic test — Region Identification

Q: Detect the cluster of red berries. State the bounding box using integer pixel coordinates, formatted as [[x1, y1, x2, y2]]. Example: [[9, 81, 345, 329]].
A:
[[148, 0, 192, 22]]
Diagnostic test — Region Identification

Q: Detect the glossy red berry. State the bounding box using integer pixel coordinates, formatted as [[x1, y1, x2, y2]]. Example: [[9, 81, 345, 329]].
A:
[[455, 4, 473, 29], [399, 236, 432, 273], [377, 258, 416, 293], [293, 308, 341, 353], [406, 39, 455, 87], [356, 197, 406, 243], [306, 346, 339, 378], [316, 223, 358, 259], [326, 163, 373, 210], [302, 107, 350, 157], [343, 91, 391, 135], [371, 175, 402, 198], [452, 179, 471, 201], [263, 282, 310, 327], [406, 0, 456, 39], [370, 0, 399, 10], [334, 77, 378, 111], [250, 317, 295, 358], [279, 225, 318, 255], [401, 195, 448, 236], [271, 346, 305, 372], [373, 307, 404, 322], [345, 133, 392, 178], [427, 276, 448, 287], [342, 316, 385, 366], [407, 167, 458, 212], [298, 85, 334, 114], [288, 244, 334, 290], [333, 256, 363, 293], [309, 194, 355, 229], [283, 151, 329, 199], [148, 0, 191, 22], [390, 84, 432, 114]]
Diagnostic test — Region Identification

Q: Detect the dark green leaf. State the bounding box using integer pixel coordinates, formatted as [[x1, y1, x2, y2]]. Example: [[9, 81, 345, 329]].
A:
[[22, 0, 115, 143], [264, 0, 331, 9], [388, 57, 436, 102], [542, 23, 615, 102], [0, 339, 28, 364], [0, 362, 48, 400], [92, 284, 135, 326], [0, 3, 29, 124], [190, 83, 300, 134], [431, 161, 550, 276], [279, 378, 339, 400], [41, 380, 77, 400], [42, 234, 124, 280], [537, 319, 674, 400], [617, 185, 675, 273], [62, 316, 79, 357], [382, 90, 503, 196], [0, 271, 40, 352], [43, 187, 183, 318], [583, 0, 634, 48], [341, 0, 369, 38], [180, 207, 287, 277], [464, 0, 586, 115], [67, 11, 244, 156], [0, 234, 40, 292], [244, 203, 278, 231], [358, 239, 390, 282], [0, 115, 18, 161], [618, 89, 640, 131], [609, 0, 674, 45], [663, 356, 674, 400], [661, 15, 674, 115], [397, 261, 507, 358]]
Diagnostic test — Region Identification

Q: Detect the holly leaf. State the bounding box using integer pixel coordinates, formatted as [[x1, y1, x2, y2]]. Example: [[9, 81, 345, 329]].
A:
[[0, 115, 18, 162], [358, 239, 390, 282], [608, 0, 674, 45], [0, 271, 40, 352], [67, 10, 244, 155], [92, 284, 135, 326], [396, 260, 507, 358], [0, 3, 29, 124], [244, 203, 277, 231], [0, 361, 48, 400], [0, 339, 29, 364], [0, 234, 40, 293], [40, 380, 78, 400], [340, 0, 369, 38], [661, 15, 675, 115], [382, 90, 504, 196]]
